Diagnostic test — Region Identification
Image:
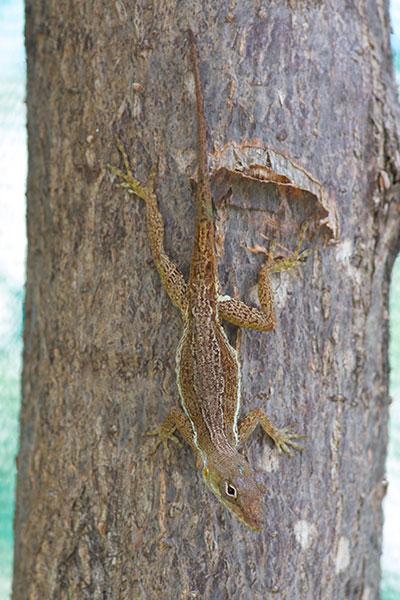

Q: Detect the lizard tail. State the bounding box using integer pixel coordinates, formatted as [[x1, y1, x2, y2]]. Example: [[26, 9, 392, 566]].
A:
[[187, 29, 213, 222]]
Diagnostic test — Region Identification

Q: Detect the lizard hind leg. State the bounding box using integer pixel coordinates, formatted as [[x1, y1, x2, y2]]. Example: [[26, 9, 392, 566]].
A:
[[109, 138, 189, 313], [237, 407, 306, 457], [217, 221, 313, 332], [244, 220, 313, 319]]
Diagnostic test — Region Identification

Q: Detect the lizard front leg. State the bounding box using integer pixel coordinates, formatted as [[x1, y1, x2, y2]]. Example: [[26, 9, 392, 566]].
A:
[[110, 138, 188, 314], [146, 407, 202, 467], [237, 407, 305, 456], [218, 221, 312, 331]]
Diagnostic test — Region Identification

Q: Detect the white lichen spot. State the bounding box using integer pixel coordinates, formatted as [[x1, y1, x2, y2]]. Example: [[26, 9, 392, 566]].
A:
[[294, 520, 317, 550], [335, 536, 350, 574], [335, 239, 352, 264]]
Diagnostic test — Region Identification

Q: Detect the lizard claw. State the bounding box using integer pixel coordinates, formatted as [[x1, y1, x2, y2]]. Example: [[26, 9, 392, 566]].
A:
[[244, 220, 313, 274], [144, 429, 181, 459], [270, 426, 307, 456], [242, 231, 278, 261], [108, 137, 155, 201]]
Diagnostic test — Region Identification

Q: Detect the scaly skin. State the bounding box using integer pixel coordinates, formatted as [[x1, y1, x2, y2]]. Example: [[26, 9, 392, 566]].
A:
[[110, 30, 310, 530]]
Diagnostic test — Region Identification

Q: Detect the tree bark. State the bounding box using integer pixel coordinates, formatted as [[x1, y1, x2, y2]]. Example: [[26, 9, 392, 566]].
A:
[[14, 1, 400, 599]]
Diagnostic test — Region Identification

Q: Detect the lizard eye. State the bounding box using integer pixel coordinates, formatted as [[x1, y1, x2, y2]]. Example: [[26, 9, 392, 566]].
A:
[[225, 482, 237, 498]]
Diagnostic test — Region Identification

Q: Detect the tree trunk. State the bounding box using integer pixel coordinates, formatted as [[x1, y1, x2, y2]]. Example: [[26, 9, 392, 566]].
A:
[[14, 1, 400, 599]]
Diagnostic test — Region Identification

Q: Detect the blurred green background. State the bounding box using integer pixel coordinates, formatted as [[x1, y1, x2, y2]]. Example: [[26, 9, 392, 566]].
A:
[[0, 0, 25, 597], [0, 0, 399, 597]]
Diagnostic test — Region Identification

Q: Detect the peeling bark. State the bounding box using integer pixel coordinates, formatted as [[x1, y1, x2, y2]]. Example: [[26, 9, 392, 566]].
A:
[[208, 142, 338, 240]]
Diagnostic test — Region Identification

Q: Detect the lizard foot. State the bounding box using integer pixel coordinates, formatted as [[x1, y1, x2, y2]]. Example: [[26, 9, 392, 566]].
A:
[[144, 428, 181, 459], [245, 220, 313, 274], [268, 424, 306, 457], [108, 137, 156, 204]]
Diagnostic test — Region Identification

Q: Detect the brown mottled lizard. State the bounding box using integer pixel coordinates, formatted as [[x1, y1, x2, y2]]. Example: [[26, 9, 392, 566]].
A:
[[110, 29, 311, 530]]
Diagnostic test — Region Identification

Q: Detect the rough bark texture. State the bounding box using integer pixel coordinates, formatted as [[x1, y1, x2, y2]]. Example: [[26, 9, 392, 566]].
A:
[[14, 1, 400, 599]]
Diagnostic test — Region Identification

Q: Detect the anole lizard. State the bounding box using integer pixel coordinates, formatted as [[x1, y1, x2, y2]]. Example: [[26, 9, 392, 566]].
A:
[[111, 29, 311, 530]]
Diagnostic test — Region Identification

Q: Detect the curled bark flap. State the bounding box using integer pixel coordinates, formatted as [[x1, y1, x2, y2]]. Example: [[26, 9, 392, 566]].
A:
[[206, 142, 338, 241]]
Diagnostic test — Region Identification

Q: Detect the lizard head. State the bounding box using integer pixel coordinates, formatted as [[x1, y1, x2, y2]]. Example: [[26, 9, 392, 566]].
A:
[[202, 454, 267, 530]]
